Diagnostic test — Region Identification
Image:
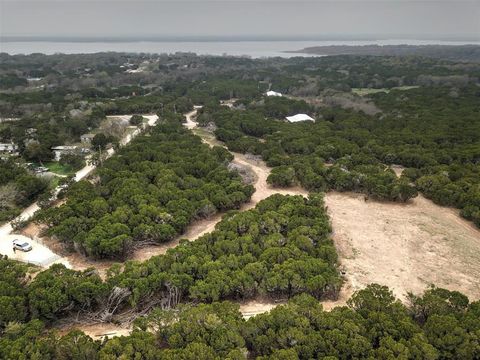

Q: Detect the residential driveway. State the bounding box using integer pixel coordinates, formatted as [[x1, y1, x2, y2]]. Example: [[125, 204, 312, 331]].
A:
[[0, 233, 70, 267], [0, 201, 40, 236]]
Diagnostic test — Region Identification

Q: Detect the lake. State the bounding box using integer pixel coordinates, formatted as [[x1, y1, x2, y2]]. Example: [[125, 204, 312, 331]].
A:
[[2, 39, 479, 57]]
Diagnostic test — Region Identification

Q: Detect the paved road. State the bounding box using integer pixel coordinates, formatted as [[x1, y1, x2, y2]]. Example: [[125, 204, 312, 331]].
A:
[[0, 114, 159, 267]]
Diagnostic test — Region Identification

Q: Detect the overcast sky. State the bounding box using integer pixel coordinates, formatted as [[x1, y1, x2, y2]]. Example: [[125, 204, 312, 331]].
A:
[[1, 0, 479, 39]]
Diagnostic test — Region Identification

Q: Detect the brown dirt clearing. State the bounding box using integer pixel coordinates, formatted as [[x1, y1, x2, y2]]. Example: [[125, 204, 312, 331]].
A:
[[324, 192, 480, 302], [57, 322, 132, 340]]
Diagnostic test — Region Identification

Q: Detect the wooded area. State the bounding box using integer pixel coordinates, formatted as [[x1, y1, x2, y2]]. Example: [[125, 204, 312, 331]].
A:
[[1, 50, 480, 358], [0, 160, 48, 221], [198, 85, 479, 225], [36, 122, 253, 259], [1, 194, 338, 324], [1, 269, 479, 359]]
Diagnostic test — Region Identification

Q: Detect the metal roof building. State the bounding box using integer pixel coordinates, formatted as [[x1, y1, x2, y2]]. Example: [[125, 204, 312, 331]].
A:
[[285, 114, 314, 122]]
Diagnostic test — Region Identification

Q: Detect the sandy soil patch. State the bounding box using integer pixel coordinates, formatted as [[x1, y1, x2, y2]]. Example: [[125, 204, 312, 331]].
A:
[[390, 164, 405, 177], [239, 297, 287, 319], [325, 192, 480, 302], [57, 322, 132, 340]]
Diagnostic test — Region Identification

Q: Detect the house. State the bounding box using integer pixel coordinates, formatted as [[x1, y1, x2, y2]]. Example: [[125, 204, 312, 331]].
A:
[[25, 128, 37, 136], [51, 146, 77, 161], [266, 90, 283, 97], [0, 143, 18, 153], [285, 114, 315, 123], [80, 133, 95, 144]]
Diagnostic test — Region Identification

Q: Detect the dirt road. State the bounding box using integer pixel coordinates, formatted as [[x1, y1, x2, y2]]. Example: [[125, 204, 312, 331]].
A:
[[131, 108, 307, 260], [53, 106, 480, 335]]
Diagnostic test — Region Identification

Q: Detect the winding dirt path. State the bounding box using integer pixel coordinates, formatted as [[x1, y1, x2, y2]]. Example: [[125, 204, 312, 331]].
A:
[[130, 108, 308, 261], [57, 107, 309, 335], [39, 107, 480, 334], [57, 322, 132, 340]]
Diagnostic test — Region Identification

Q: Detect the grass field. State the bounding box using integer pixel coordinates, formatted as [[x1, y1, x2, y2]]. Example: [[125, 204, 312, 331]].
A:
[[43, 162, 76, 176]]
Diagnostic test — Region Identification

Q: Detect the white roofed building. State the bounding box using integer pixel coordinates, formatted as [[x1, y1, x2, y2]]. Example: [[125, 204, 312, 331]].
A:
[[80, 133, 95, 143], [266, 91, 283, 97], [285, 114, 315, 123], [51, 145, 78, 161]]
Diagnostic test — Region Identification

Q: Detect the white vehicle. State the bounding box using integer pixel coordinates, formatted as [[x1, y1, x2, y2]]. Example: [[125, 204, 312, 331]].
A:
[[34, 166, 49, 173], [13, 239, 32, 252]]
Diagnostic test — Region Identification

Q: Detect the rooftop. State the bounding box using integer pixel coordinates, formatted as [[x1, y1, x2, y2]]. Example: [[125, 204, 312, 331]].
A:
[[266, 90, 282, 97], [285, 114, 314, 123]]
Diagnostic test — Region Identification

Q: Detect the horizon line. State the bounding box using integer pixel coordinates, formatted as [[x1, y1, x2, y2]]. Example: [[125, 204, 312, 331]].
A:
[[2, 34, 479, 43]]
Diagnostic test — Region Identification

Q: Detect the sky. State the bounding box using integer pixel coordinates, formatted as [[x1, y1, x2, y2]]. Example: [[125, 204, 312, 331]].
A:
[[1, 0, 479, 40]]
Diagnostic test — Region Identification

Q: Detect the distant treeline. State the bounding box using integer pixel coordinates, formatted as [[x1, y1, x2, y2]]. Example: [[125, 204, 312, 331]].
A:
[[292, 45, 480, 62]]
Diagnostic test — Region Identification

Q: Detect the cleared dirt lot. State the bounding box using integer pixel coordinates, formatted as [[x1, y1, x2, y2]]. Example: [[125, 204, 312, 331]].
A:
[[325, 192, 480, 302]]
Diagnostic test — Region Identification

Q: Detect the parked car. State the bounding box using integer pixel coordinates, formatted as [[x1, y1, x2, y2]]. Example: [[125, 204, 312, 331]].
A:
[[34, 166, 49, 173], [13, 239, 32, 252]]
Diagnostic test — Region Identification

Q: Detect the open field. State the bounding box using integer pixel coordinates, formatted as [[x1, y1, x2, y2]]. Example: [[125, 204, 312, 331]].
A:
[[325, 192, 480, 302], [351, 86, 419, 96], [42, 161, 79, 176]]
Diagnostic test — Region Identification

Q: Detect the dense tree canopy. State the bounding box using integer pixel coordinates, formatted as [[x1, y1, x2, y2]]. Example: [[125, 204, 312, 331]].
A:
[[200, 85, 479, 224], [2, 194, 338, 324], [1, 284, 479, 359], [108, 193, 340, 307], [37, 122, 253, 259], [0, 160, 49, 222]]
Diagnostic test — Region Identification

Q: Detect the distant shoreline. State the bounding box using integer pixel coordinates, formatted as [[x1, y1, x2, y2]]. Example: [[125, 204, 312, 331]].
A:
[[2, 40, 480, 59]]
